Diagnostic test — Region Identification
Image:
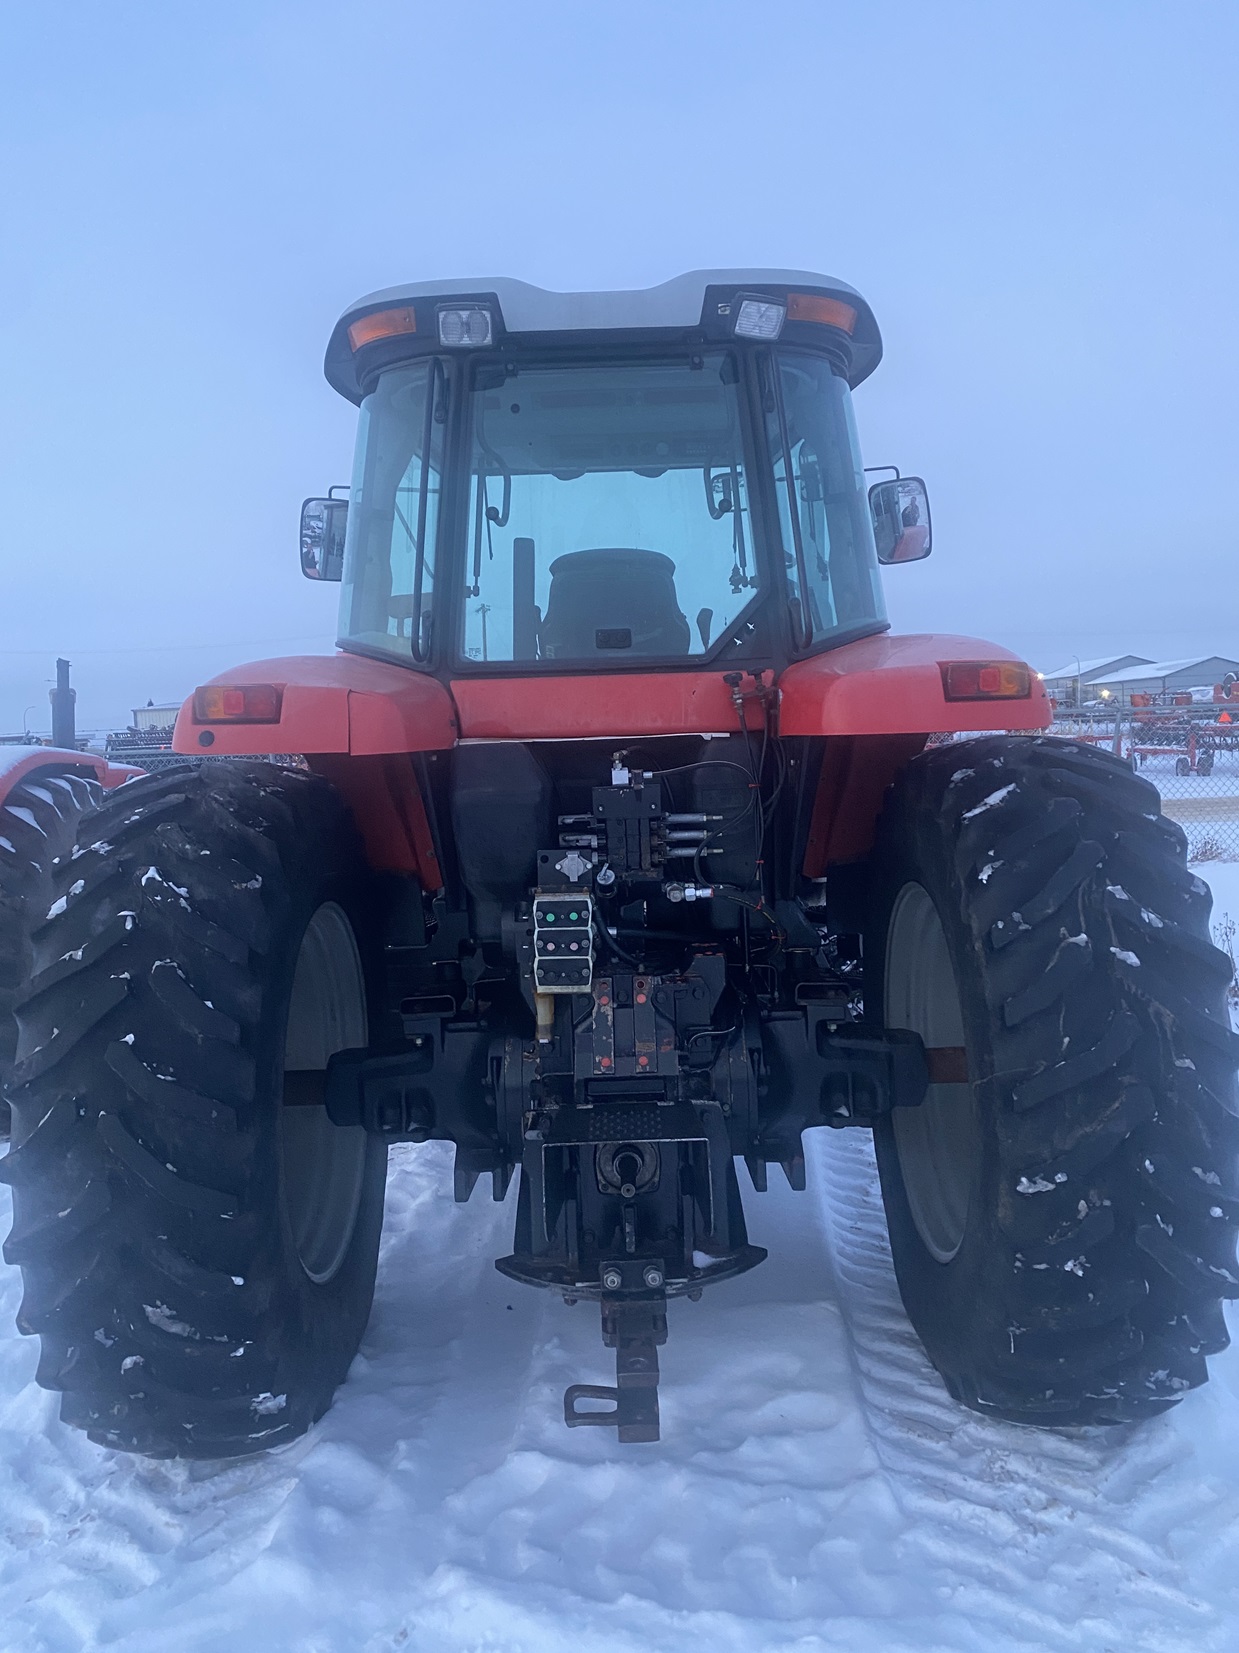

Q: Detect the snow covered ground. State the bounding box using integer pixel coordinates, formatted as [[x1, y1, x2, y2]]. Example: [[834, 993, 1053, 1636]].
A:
[[2, 865, 1239, 1653]]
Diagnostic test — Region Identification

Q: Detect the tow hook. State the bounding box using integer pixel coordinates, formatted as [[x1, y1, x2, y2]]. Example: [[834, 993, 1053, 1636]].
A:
[[564, 1262, 669, 1443]]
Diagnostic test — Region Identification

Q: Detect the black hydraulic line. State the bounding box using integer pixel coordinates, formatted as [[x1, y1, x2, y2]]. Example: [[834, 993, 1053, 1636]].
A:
[[648, 759, 755, 783], [593, 914, 644, 968], [612, 926, 706, 943]]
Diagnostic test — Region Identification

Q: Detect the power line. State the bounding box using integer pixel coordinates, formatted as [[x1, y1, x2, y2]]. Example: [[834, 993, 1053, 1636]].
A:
[[0, 635, 335, 658]]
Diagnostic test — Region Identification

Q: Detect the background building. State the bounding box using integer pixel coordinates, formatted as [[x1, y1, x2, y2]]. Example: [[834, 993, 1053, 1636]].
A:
[[1041, 655, 1153, 705], [1085, 657, 1239, 707], [132, 702, 181, 732]]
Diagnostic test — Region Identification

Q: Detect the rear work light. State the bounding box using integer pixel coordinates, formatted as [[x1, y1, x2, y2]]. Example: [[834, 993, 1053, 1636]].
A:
[[347, 306, 417, 351], [193, 684, 284, 723], [940, 661, 1032, 702], [730, 291, 859, 340], [437, 305, 494, 347], [732, 295, 786, 340]]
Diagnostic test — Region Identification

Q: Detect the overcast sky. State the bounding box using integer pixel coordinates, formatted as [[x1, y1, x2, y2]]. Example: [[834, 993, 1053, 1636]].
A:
[[1, 0, 1236, 733]]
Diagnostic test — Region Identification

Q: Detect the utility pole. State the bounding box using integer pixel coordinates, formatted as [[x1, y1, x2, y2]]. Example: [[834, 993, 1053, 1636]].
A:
[[49, 658, 76, 750]]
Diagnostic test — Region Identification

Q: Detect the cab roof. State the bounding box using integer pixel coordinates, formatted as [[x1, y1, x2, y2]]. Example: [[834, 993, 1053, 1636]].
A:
[[325, 268, 882, 404]]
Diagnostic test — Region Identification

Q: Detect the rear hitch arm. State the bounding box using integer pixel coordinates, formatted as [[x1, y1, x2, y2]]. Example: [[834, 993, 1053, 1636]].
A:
[[816, 1027, 933, 1122], [320, 1046, 436, 1138], [756, 1011, 969, 1172]]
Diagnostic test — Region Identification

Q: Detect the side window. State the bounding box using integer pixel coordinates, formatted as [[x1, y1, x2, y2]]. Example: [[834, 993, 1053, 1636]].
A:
[[341, 360, 447, 662], [763, 353, 885, 649]]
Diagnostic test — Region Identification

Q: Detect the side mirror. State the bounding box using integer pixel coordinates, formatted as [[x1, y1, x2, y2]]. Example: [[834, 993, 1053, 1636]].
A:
[[869, 476, 932, 564], [300, 496, 348, 581]]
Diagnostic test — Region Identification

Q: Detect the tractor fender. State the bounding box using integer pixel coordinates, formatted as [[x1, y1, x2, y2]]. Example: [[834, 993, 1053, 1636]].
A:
[[802, 733, 929, 876], [170, 655, 456, 889], [0, 747, 141, 811], [171, 653, 459, 757], [778, 632, 1050, 737], [307, 753, 443, 888]]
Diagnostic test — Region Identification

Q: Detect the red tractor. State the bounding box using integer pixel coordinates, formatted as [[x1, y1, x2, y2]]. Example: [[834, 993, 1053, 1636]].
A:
[[3, 271, 1236, 1458]]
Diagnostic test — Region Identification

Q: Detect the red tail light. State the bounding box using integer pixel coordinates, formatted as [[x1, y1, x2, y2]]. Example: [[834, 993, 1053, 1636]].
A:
[[193, 684, 283, 723], [940, 661, 1031, 702]]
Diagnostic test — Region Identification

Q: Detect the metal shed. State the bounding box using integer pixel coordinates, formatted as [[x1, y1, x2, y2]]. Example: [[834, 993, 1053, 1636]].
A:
[[1086, 657, 1239, 705], [1041, 655, 1153, 704]]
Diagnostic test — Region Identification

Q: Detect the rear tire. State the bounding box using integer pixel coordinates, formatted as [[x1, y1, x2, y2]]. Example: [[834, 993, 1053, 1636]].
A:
[[1, 761, 387, 1458], [1, 770, 105, 1135], [867, 735, 1239, 1425]]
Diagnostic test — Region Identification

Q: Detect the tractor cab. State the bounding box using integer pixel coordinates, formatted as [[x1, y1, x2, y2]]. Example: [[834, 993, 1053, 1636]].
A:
[[303, 272, 931, 679]]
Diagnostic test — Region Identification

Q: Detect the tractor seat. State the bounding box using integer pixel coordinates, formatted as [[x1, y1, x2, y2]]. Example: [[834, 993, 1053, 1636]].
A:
[[539, 549, 691, 659]]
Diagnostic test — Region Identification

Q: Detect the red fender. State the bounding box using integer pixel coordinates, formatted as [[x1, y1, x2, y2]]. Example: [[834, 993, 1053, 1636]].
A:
[[778, 633, 1050, 737], [0, 747, 141, 811], [172, 654, 458, 756], [802, 734, 928, 875], [308, 753, 444, 888]]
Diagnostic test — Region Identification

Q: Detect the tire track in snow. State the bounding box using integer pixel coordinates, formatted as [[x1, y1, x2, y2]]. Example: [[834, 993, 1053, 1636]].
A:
[[0, 1142, 553, 1653], [811, 1127, 1239, 1653], [5, 1133, 1239, 1652], [376, 1154, 921, 1653], [1, 1140, 908, 1653]]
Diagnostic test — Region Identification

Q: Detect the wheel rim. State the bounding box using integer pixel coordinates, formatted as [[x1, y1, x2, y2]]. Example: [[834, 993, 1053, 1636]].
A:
[[281, 902, 369, 1284], [885, 882, 979, 1264]]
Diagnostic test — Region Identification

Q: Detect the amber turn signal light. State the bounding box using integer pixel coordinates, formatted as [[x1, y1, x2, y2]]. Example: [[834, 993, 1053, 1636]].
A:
[[347, 306, 417, 351], [940, 661, 1031, 701], [193, 684, 284, 723], [786, 292, 858, 333]]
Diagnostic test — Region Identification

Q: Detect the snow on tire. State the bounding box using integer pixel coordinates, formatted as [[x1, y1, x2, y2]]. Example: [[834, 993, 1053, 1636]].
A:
[[867, 734, 1239, 1425], [0, 770, 105, 1136], [1, 761, 387, 1459]]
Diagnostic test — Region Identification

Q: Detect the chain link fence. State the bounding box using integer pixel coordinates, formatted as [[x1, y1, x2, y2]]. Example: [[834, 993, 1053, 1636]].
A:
[[1049, 713, 1239, 864], [926, 720, 1239, 863], [103, 728, 303, 777]]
